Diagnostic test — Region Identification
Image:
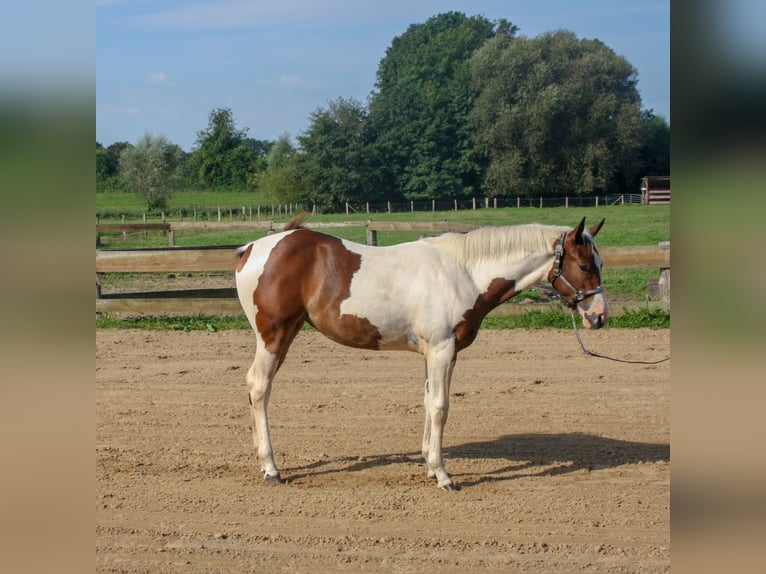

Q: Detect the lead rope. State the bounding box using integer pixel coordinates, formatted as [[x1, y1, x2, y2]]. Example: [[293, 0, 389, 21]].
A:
[[568, 308, 670, 364]]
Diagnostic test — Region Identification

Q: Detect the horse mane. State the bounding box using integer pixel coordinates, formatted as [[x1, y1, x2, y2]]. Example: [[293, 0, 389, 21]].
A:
[[423, 223, 569, 267]]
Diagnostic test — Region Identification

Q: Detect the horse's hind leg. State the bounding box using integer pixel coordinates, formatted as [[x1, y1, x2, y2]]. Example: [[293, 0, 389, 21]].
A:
[[247, 347, 281, 482], [246, 319, 303, 484]]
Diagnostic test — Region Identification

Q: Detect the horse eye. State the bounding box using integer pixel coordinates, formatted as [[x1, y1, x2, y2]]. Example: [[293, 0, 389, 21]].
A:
[[579, 264, 590, 272]]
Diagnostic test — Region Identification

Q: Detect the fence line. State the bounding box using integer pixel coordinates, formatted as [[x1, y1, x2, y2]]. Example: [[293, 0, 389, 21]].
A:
[[96, 194, 645, 222], [96, 220, 669, 315]]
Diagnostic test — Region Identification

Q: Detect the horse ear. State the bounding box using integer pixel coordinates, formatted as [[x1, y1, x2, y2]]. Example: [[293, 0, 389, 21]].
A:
[[573, 217, 586, 243], [588, 218, 605, 238]]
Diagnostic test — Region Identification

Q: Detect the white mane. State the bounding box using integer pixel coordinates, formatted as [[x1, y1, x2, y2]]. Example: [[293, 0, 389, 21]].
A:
[[422, 223, 570, 267]]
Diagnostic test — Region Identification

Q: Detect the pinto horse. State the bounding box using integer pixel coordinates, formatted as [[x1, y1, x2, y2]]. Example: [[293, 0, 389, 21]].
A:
[[235, 215, 607, 490]]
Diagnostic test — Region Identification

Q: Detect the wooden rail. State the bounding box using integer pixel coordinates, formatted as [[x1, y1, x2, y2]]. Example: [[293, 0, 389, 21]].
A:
[[96, 246, 240, 273], [96, 222, 669, 315]]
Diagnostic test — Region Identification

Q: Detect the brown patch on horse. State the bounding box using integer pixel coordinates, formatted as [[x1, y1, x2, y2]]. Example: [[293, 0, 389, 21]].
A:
[[235, 243, 253, 273], [252, 229, 381, 353], [453, 277, 518, 350]]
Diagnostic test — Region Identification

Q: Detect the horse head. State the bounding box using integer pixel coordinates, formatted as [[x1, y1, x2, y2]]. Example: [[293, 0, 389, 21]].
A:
[[548, 217, 608, 329]]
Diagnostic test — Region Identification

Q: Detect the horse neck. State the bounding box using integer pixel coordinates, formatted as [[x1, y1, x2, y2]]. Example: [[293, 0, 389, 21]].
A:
[[458, 225, 567, 292]]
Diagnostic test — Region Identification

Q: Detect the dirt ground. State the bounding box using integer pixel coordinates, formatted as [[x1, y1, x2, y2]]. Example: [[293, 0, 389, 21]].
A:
[[96, 327, 670, 573]]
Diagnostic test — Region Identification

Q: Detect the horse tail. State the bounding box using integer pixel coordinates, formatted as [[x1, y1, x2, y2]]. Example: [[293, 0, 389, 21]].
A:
[[235, 244, 250, 259], [235, 212, 310, 264], [283, 212, 310, 231]]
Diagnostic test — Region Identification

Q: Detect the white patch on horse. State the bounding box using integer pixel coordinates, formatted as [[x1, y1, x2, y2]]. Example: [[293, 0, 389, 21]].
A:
[[236, 230, 299, 325]]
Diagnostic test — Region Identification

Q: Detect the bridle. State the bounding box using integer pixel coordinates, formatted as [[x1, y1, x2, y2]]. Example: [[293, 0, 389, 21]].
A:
[[551, 231, 670, 364], [550, 232, 603, 309]]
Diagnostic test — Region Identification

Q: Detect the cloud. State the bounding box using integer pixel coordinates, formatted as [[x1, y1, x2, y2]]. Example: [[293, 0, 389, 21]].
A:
[[147, 71, 167, 84], [102, 104, 141, 117], [118, 0, 432, 31], [273, 75, 303, 89]]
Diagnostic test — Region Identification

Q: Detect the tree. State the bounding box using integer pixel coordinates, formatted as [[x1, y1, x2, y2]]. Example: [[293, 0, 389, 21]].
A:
[[637, 111, 670, 177], [256, 134, 303, 204], [119, 134, 183, 210], [187, 107, 256, 190], [297, 97, 383, 210], [369, 12, 512, 201], [471, 30, 644, 196], [96, 141, 131, 191]]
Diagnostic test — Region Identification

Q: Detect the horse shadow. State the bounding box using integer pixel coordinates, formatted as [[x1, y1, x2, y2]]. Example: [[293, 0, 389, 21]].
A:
[[284, 432, 669, 487]]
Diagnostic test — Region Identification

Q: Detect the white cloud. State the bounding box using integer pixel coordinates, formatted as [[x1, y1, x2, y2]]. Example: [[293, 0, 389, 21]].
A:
[[147, 71, 167, 84], [102, 104, 141, 117], [273, 75, 303, 89], [120, 0, 433, 31]]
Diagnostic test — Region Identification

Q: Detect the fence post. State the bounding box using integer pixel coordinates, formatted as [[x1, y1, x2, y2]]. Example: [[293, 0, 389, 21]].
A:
[[432, 199, 435, 212], [659, 266, 670, 303], [595, 196, 599, 207], [517, 196, 520, 209], [366, 225, 378, 246], [410, 201, 414, 212], [241, 206, 246, 221], [565, 196, 569, 208], [346, 202, 349, 215], [454, 199, 458, 211], [472, 198, 476, 210], [217, 207, 221, 222], [168, 230, 175, 246], [366, 202, 370, 214], [387, 201, 391, 213], [621, 194, 624, 205], [493, 197, 497, 209], [142, 213, 147, 238]]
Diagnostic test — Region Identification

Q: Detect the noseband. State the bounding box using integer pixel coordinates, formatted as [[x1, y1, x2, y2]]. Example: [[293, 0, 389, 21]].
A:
[[550, 232, 603, 309]]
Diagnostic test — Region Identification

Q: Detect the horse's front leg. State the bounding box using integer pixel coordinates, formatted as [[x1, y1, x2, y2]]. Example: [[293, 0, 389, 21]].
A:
[[247, 349, 282, 483], [424, 339, 458, 490]]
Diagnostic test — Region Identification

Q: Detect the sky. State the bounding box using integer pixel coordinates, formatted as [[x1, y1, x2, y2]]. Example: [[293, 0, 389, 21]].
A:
[[96, 0, 670, 151]]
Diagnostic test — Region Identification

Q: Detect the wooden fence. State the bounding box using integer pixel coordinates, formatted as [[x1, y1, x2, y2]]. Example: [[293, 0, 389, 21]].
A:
[[96, 221, 670, 316]]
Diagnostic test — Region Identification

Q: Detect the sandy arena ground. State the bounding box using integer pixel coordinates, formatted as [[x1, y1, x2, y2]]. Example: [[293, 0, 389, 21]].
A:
[[96, 327, 670, 572]]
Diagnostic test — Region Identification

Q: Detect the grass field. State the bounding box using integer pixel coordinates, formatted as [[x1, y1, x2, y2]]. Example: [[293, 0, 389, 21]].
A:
[[97, 191, 669, 247], [96, 192, 669, 329]]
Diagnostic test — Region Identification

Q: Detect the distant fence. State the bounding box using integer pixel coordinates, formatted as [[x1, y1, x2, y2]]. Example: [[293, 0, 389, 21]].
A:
[[95, 193, 646, 223], [96, 221, 669, 316]]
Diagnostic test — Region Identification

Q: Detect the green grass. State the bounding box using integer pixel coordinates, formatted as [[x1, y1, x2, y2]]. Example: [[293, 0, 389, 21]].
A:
[[97, 193, 669, 330], [96, 306, 668, 331], [97, 201, 669, 248]]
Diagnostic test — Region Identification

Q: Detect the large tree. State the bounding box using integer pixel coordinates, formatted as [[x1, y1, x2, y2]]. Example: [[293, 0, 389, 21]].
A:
[[256, 134, 303, 204], [297, 97, 382, 211], [96, 141, 131, 191], [369, 12, 514, 201], [187, 107, 256, 189], [119, 134, 183, 210], [637, 111, 670, 177], [471, 30, 644, 197]]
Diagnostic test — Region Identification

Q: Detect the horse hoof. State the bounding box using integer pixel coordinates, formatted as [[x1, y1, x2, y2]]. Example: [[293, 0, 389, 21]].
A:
[[438, 482, 459, 492], [264, 473, 284, 484]]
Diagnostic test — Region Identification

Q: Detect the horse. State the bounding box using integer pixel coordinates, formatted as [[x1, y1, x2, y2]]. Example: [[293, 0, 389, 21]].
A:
[[235, 214, 607, 490]]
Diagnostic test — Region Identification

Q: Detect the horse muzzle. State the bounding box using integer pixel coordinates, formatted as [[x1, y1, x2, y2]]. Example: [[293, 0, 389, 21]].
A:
[[578, 293, 608, 329]]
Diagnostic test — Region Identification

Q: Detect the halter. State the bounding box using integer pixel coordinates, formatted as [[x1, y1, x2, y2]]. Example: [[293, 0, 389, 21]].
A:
[[550, 232, 603, 309]]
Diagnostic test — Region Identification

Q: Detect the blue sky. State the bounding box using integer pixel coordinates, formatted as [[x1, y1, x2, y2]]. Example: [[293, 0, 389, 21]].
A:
[[96, 0, 670, 151]]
